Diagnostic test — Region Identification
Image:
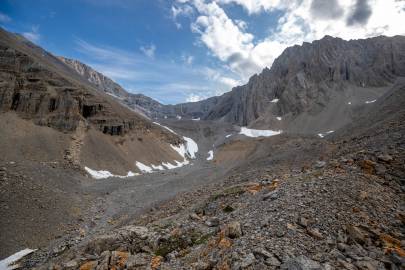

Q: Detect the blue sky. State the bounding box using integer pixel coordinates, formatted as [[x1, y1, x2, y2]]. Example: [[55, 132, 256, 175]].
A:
[[0, 0, 404, 104]]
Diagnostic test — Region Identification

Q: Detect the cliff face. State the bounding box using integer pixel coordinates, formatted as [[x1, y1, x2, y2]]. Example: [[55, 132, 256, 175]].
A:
[[37, 34, 405, 135], [0, 28, 179, 138], [59, 56, 164, 118], [0, 27, 186, 174], [200, 35, 405, 132], [58, 57, 128, 98]]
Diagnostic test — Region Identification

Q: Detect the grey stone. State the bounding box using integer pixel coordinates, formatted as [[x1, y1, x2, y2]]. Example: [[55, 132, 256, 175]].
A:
[[241, 253, 255, 268], [281, 255, 324, 270]]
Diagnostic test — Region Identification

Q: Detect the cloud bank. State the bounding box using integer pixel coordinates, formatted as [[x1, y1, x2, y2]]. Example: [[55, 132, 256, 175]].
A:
[[172, 0, 405, 82]]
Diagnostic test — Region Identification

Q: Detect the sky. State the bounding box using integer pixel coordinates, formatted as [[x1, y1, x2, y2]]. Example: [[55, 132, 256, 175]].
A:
[[0, 0, 404, 104]]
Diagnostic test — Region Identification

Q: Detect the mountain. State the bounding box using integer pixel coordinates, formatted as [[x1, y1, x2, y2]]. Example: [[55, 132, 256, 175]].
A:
[[167, 35, 405, 134], [59, 56, 226, 121], [58, 56, 164, 118], [57, 35, 405, 137], [2, 26, 405, 270], [0, 27, 186, 175]]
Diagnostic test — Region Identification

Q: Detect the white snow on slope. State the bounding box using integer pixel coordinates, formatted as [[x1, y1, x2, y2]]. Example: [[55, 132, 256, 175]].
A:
[[85, 167, 137, 179], [318, 130, 334, 138], [192, 118, 200, 121], [225, 134, 232, 138], [239, 127, 282, 138], [271, 98, 279, 103], [183, 137, 198, 159], [170, 136, 198, 159], [162, 160, 190, 169], [151, 164, 165, 171], [0, 248, 36, 270], [135, 162, 153, 173], [152, 122, 199, 159], [276, 117, 282, 121], [348, 101, 352, 105], [153, 122, 178, 135], [106, 92, 123, 100], [365, 99, 376, 104], [207, 150, 214, 161]]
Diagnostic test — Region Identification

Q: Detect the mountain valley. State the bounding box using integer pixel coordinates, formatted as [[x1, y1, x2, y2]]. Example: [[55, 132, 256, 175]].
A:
[[0, 26, 404, 270]]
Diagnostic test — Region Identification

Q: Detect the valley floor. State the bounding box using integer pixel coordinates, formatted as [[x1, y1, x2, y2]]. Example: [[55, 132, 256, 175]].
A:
[[1, 115, 404, 269]]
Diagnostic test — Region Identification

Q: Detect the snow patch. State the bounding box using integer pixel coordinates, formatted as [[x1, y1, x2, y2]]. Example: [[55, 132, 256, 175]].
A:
[[170, 136, 198, 160], [239, 127, 282, 138], [318, 130, 334, 138], [347, 101, 352, 105], [153, 122, 178, 135], [85, 167, 137, 179], [106, 92, 123, 100], [365, 99, 376, 104], [176, 115, 182, 120], [225, 134, 232, 138], [207, 150, 214, 161], [0, 248, 36, 270], [151, 164, 165, 171], [271, 98, 279, 103], [162, 160, 190, 169], [192, 118, 200, 121], [135, 162, 153, 173], [183, 137, 198, 159], [276, 117, 282, 121]]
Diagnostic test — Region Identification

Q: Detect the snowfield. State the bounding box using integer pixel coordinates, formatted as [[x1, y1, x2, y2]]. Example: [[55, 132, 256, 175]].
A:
[[318, 130, 334, 138], [85, 167, 137, 179], [365, 99, 377, 104], [135, 162, 153, 173], [207, 150, 214, 161], [0, 248, 36, 270], [239, 127, 282, 138]]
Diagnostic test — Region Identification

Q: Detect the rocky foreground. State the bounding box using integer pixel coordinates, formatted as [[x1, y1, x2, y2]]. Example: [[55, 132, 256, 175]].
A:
[[15, 127, 404, 270]]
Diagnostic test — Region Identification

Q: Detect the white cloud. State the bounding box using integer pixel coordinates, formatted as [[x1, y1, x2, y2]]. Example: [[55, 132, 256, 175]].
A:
[[181, 54, 194, 65], [172, 3, 194, 29], [218, 76, 240, 88], [22, 25, 40, 43], [140, 44, 156, 58], [0, 12, 11, 23], [172, 4, 194, 18], [186, 93, 205, 102], [214, 0, 290, 14], [174, 0, 405, 83]]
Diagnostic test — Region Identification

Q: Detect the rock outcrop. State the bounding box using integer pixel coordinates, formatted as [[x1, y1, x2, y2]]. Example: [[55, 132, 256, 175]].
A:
[[0, 27, 183, 140], [158, 35, 405, 134], [0, 27, 185, 175], [58, 56, 165, 118], [57, 35, 405, 136]]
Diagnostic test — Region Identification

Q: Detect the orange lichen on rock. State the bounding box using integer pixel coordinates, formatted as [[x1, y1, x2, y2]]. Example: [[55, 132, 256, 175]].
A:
[[267, 180, 279, 191], [151, 256, 163, 270], [246, 183, 261, 194], [360, 160, 376, 174], [79, 261, 98, 270], [112, 251, 129, 269], [217, 260, 231, 270], [216, 229, 232, 249], [380, 234, 401, 248]]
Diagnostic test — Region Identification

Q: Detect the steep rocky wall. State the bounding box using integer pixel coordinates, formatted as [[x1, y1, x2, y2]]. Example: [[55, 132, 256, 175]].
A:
[[202, 35, 405, 127], [0, 42, 180, 145]]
